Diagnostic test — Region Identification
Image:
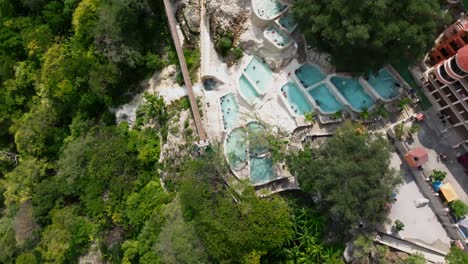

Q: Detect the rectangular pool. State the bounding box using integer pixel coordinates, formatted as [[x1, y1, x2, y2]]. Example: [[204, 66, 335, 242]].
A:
[[308, 84, 343, 114], [244, 57, 273, 94], [239, 75, 260, 104], [367, 68, 400, 100], [281, 82, 313, 115], [265, 25, 290, 47], [331, 76, 374, 111], [295, 64, 326, 88], [254, 0, 286, 20], [250, 157, 275, 185], [220, 93, 239, 130], [225, 128, 247, 169], [278, 12, 297, 32]]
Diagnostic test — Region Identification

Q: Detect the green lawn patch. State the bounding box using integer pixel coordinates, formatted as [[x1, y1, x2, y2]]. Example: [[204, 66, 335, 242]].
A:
[[392, 61, 432, 110]]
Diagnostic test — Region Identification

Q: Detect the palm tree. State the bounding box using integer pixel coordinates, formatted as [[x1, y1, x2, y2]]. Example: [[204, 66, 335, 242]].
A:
[[304, 111, 315, 126], [398, 97, 411, 110], [360, 108, 369, 121]]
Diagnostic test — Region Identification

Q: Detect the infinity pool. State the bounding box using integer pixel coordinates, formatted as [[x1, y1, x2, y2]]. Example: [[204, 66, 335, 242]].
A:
[[367, 68, 400, 100], [295, 64, 326, 88], [281, 82, 313, 115], [225, 128, 247, 169], [331, 76, 374, 111], [265, 25, 290, 47], [279, 12, 297, 32], [308, 84, 343, 114], [244, 57, 273, 94], [250, 157, 275, 185], [254, 0, 287, 20], [239, 75, 260, 104], [220, 93, 239, 130]]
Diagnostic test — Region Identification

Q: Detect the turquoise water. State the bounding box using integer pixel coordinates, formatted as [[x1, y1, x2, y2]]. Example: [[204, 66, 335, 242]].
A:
[[244, 57, 273, 94], [239, 75, 260, 103], [279, 12, 296, 32], [254, 0, 286, 19], [246, 122, 268, 155], [226, 128, 247, 169], [295, 64, 326, 87], [220, 93, 239, 130], [331, 76, 374, 111], [250, 157, 275, 184], [367, 68, 400, 100], [282, 82, 313, 115], [308, 84, 343, 114], [265, 25, 290, 46]]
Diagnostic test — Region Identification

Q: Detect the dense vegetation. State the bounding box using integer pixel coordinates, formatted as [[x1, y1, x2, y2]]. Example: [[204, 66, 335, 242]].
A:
[[0, 1, 454, 263], [288, 122, 402, 231], [293, 0, 450, 73]]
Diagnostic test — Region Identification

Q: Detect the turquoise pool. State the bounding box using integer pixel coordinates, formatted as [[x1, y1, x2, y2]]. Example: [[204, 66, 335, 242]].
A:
[[265, 25, 290, 47], [279, 12, 297, 32], [244, 57, 273, 94], [331, 76, 374, 111], [226, 128, 247, 169], [254, 0, 287, 20], [220, 93, 239, 130], [308, 84, 343, 114], [367, 68, 400, 100], [250, 157, 275, 185], [239, 75, 260, 103], [295, 64, 326, 87], [281, 82, 313, 115], [247, 122, 269, 155]]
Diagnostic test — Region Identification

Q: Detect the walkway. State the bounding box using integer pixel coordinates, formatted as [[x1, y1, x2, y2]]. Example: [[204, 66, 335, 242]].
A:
[[199, 0, 229, 83], [392, 126, 466, 245], [163, 0, 206, 140], [375, 232, 447, 263]]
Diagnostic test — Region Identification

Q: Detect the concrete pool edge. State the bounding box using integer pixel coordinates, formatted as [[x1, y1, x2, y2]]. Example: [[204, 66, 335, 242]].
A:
[[219, 92, 240, 132], [252, 0, 289, 22], [327, 74, 376, 113]]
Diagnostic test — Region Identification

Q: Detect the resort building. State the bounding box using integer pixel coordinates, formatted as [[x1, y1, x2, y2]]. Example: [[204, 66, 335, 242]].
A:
[[412, 15, 468, 151]]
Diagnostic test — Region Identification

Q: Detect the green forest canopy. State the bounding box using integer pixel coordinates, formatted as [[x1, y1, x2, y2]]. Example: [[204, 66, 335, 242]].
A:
[[288, 122, 402, 230], [293, 0, 451, 74]]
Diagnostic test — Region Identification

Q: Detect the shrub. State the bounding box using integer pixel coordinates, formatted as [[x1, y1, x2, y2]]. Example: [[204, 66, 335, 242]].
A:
[[430, 170, 447, 182], [394, 219, 405, 232], [394, 123, 404, 139], [409, 123, 420, 134], [451, 200, 468, 219]]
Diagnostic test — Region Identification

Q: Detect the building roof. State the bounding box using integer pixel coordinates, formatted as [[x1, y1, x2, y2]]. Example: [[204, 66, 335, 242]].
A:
[[439, 182, 458, 203], [404, 147, 429, 168], [456, 45, 468, 73]]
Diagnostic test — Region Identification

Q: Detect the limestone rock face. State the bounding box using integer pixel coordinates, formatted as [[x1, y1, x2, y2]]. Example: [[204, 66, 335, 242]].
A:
[[182, 0, 201, 33], [207, 0, 248, 30]]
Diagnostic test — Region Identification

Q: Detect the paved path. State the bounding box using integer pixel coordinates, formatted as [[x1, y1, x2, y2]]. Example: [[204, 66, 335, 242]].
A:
[[392, 130, 466, 246], [163, 0, 206, 141], [376, 232, 446, 263]]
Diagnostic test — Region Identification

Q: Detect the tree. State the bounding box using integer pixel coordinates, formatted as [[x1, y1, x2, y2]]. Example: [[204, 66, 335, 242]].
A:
[[305, 111, 315, 126], [288, 121, 402, 230], [293, 0, 449, 73], [446, 246, 468, 264], [394, 123, 405, 140], [409, 123, 420, 135], [155, 198, 208, 263], [430, 169, 447, 182], [450, 200, 468, 219], [38, 206, 95, 264], [394, 219, 405, 233], [15, 252, 38, 264], [179, 149, 293, 262], [279, 207, 343, 263]]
